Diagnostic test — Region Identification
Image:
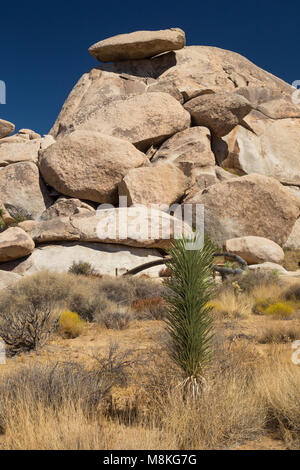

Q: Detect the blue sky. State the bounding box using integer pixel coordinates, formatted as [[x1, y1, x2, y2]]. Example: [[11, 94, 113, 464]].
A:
[[1, 0, 299, 135]]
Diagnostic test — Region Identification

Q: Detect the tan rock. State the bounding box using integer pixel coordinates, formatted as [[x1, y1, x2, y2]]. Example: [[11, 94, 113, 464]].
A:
[[118, 163, 187, 207], [184, 174, 300, 246], [50, 70, 147, 138], [52, 92, 191, 151], [20, 207, 193, 250], [147, 79, 183, 103], [40, 197, 95, 221], [0, 139, 41, 166], [152, 127, 215, 169], [0, 200, 14, 225], [184, 92, 252, 137], [224, 236, 284, 265], [0, 162, 52, 219], [1, 243, 165, 278], [17, 129, 41, 140], [0, 119, 15, 139], [88, 28, 186, 62], [0, 227, 35, 262], [248, 262, 287, 274], [39, 131, 148, 204], [221, 113, 300, 186], [283, 219, 300, 249], [0, 270, 21, 289]]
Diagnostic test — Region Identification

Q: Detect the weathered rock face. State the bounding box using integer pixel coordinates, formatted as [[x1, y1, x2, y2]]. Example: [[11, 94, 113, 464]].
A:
[[118, 163, 187, 207], [88, 28, 186, 62], [0, 270, 21, 289], [184, 92, 252, 137], [19, 207, 193, 249], [248, 262, 287, 274], [51, 92, 191, 151], [283, 219, 300, 250], [221, 113, 300, 186], [151, 126, 215, 168], [40, 197, 95, 221], [224, 236, 284, 265], [0, 139, 41, 166], [0, 119, 15, 139], [0, 227, 35, 262], [0, 162, 52, 219], [39, 131, 148, 204], [184, 174, 300, 246], [151, 126, 217, 191], [0, 243, 164, 277]]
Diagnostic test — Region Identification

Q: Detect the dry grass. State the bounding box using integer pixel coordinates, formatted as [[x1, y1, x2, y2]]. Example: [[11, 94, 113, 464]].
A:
[[0, 270, 300, 450]]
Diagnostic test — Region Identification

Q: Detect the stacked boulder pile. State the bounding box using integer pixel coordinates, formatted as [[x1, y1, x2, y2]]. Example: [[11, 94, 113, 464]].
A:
[[1, 27, 300, 285]]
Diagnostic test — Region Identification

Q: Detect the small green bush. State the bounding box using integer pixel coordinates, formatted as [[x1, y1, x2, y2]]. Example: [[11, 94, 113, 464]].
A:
[[68, 261, 95, 276]]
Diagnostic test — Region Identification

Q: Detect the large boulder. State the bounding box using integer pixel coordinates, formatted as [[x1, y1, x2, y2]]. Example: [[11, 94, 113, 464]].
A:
[[184, 92, 252, 137], [0, 227, 35, 262], [0, 243, 165, 277], [220, 112, 300, 186], [39, 131, 148, 204], [18, 207, 193, 250], [224, 236, 284, 265], [88, 28, 186, 62], [151, 126, 215, 169], [118, 163, 187, 207], [51, 92, 191, 151], [184, 174, 300, 246], [50, 44, 296, 144], [0, 119, 15, 139], [151, 126, 217, 191], [0, 162, 52, 219]]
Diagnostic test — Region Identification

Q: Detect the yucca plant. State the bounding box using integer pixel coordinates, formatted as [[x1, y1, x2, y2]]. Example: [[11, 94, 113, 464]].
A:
[[163, 236, 216, 398]]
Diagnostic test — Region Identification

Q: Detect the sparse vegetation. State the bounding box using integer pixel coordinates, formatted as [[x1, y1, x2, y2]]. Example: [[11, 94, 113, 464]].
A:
[[0, 265, 299, 450]]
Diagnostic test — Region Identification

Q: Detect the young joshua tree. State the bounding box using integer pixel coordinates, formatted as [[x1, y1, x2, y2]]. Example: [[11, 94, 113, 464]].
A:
[[163, 236, 216, 398]]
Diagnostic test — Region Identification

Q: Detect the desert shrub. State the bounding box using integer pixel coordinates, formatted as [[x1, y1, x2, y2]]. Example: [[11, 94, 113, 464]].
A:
[[284, 284, 300, 302], [218, 269, 282, 295], [252, 297, 272, 315], [132, 297, 168, 320], [264, 302, 295, 319], [68, 261, 95, 276], [102, 308, 132, 330], [59, 310, 85, 338], [258, 324, 300, 344], [0, 303, 58, 356], [0, 344, 132, 423]]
